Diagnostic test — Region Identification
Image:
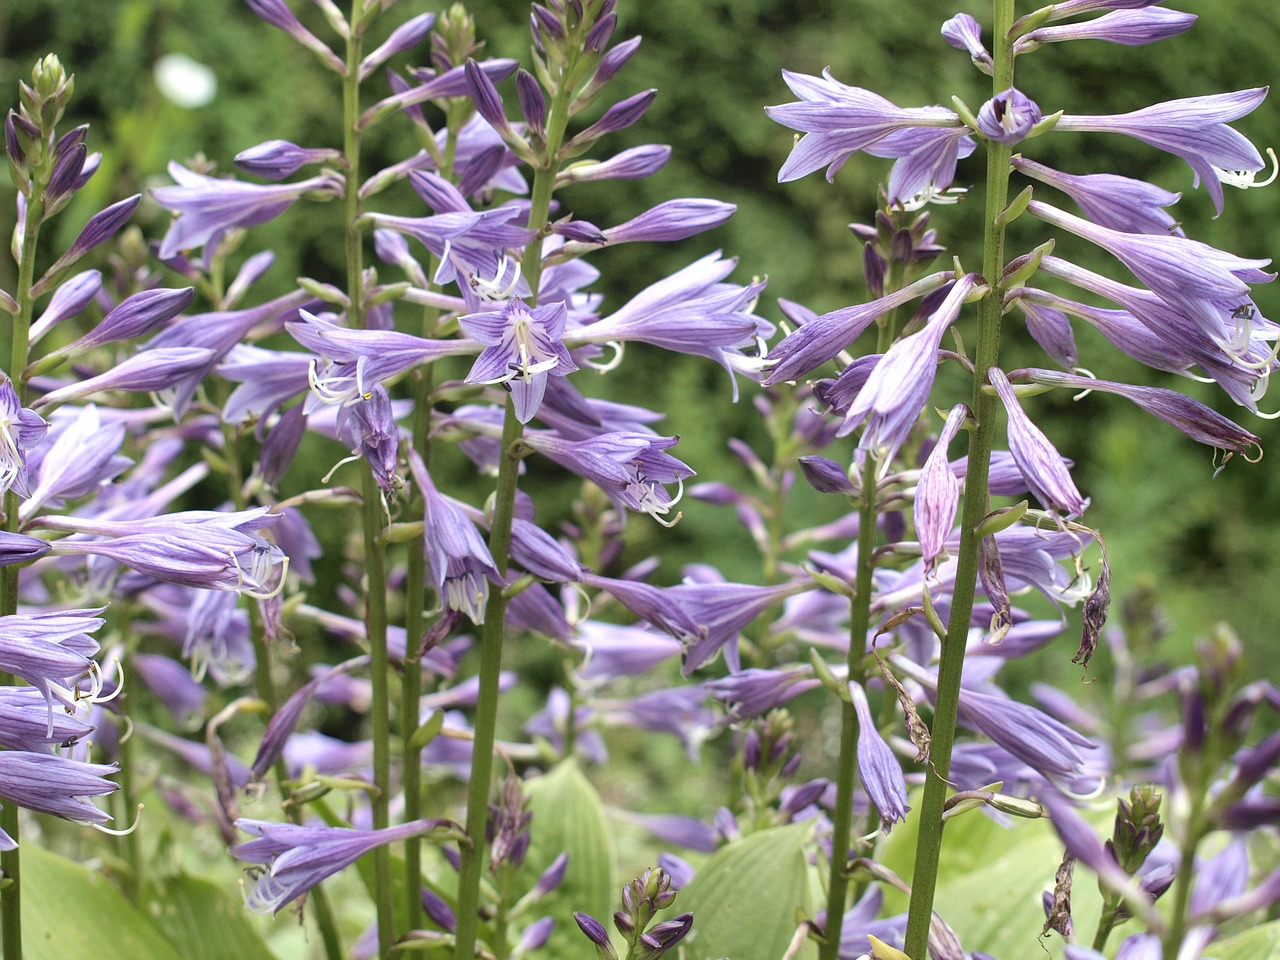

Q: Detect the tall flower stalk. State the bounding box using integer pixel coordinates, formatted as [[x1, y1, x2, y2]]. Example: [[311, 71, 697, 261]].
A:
[[903, 1, 1016, 954]]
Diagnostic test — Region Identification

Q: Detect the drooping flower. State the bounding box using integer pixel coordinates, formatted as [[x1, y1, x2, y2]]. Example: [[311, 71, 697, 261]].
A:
[[458, 299, 577, 423], [850, 682, 909, 827], [988, 367, 1089, 518], [1009, 367, 1261, 456], [0, 752, 117, 837], [914, 404, 969, 573], [408, 451, 500, 624]]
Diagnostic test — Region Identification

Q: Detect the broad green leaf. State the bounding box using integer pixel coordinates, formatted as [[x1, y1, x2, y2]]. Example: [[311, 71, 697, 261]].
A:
[[22, 843, 183, 960], [678, 820, 816, 960], [521, 759, 616, 959], [143, 872, 279, 960], [1213, 921, 1280, 960]]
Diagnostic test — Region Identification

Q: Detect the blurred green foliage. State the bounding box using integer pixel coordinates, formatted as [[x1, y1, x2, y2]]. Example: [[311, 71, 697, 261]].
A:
[[4, 0, 1280, 671]]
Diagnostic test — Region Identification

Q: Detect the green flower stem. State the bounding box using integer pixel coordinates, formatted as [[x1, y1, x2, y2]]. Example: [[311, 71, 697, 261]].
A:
[[0, 174, 48, 960], [451, 55, 569, 954], [401, 357, 436, 932], [1163, 800, 1206, 955], [902, 2, 1015, 957], [451, 395, 524, 960], [818, 453, 878, 960], [340, 5, 396, 957]]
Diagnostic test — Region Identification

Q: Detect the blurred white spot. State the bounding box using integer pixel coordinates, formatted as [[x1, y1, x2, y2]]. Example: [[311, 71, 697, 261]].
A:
[[154, 53, 217, 109]]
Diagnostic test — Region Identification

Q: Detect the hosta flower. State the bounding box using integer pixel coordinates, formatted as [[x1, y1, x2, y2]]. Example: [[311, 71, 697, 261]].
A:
[[975, 88, 1042, 145], [459, 299, 577, 423], [0, 608, 103, 721], [409, 452, 500, 624], [842, 274, 982, 465], [914, 404, 969, 573], [0, 377, 47, 497], [1011, 155, 1183, 236], [232, 817, 464, 914], [988, 368, 1089, 518], [152, 162, 343, 263], [1056, 87, 1268, 214], [41, 508, 287, 598], [1013, 7, 1196, 53], [766, 69, 967, 184], [0, 752, 117, 840]]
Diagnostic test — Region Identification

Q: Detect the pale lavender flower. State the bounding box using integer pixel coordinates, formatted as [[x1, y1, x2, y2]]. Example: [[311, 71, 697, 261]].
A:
[[596, 199, 735, 245], [559, 144, 672, 184], [32, 347, 215, 410], [29, 269, 101, 342], [766, 69, 966, 183], [915, 404, 969, 573], [234, 140, 341, 181], [232, 817, 463, 914], [243, 0, 345, 72], [0, 752, 117, 830], [521, 431, 695, 525], [567, 253, 768, 398], [865, 125, 978, 206], [19, 405, 130, 521], [843, 274, 982, 465], [152, 162, 343, 262], [1056, 87, 1268, 214], [409, 452, 499, 624], [132, 652, 207, 722], [571, 620, 682, 683], [706, 666, 820, 721], [463, 59, 532, 158], [0, 609, 102, 721], [336, 384, 401, 492], [942, 13, 993, 74], [850, 682, 909, 827], [459, 299, 577, 423], [41, 507, 287, 598], [762, 270, 952, 385], [975, 87, 1042, 145], [797, 455, 855, 494], [1011, 155, 1182, 236], [1014, 7, 1196, 54], [0, 378, 47, 497], [0, 688, 94, 752], [988, 367, 1089, 518], [1033, 202, 1277, 357], [1010, 367, 1260, 455]]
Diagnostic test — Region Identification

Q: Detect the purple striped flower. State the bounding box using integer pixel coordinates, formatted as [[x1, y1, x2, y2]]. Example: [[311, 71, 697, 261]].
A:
[[842, 274, 982, 465], [850, 682, 909, 827], [1014, 7, 1196, 53], [152, 162, 343, 263], [915, 404, 969, 574], [1012, 155, 1183, 236], [0, 378, 47, 497], [766, 69, 967, 183], [0, 752, 117, 834], [989, 367, 1089, 518], [1057, 87, 1268, 214], [975, 88, 1042, 145], [232, 817, 463, 914], [1009, 367, 1260, 455], [459, 299, 577, 423]]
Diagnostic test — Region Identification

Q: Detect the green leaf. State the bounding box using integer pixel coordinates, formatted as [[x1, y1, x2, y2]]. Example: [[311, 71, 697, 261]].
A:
[[21, 843, 183, 960], [1213, 921, 1280, 960], [143, 872, 280, 960], [521, 759, 616, 959], [677, 821, 816, 960]]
